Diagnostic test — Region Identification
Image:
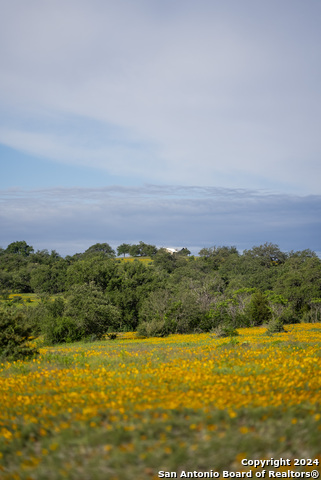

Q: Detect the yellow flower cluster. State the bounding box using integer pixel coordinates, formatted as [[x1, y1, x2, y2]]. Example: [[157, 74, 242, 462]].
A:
[[1, 324, 321, 425], [0, 323, 320, 479]]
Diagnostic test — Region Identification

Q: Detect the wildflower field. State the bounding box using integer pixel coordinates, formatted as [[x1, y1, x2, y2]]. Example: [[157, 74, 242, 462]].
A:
[[0, 324, 321, 480]]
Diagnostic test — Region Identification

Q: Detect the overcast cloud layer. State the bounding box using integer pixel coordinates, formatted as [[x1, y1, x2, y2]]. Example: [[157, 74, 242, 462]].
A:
[[1, 0, 321, 193], [1, 185, 320, 256], [1, 1, 320, 254]]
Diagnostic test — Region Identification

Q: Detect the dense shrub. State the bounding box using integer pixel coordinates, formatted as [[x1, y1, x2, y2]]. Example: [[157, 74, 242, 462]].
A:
[[265, 318, 286, 335], [42, 315, 82, 344], [0, 309, 38, 361], [278, 306, 299, 324], [246, 292, 271, 326], [65, 284, 122, 336], [39, 285, 122, 344], [213, 325, 240, 338], [137, 319, 170, 337], [139, 289, 206, 335]]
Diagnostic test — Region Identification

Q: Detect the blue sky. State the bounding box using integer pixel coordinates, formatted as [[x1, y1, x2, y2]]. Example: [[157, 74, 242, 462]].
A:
[[1, 0, 321, 256]]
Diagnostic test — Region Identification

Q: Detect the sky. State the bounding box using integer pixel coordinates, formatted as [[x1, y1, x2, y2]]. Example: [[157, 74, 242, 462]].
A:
[[1, 0, 321, 256]]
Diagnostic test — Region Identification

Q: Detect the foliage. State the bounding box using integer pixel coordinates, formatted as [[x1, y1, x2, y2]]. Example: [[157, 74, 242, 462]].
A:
[[65, 256, 117, 290], [265, 318, 286, 335], [1, 240, 321, 339], [129, 241, 158, 257], [83, 243, 116, 258], [117, 243, 132, 257], [212, 324, 240, 338], [308, 298, 321, 323], [0, 308, 38, 360], [243, 242, 287, 267], [5, 240, 34, 257], [116, 241, 158, 257], [37, 287, 122, 344], [198, 245, 239, 270], [30, 261, 67, 294], [177, 247, 191, 256], [246, 291, 271, 326], [138, 285, 211, 335], [153, 248, 189, 273], [64, 284, 122, 336], [137, 318, 170, 337], [43, 315, 82, 344], [275, 256, 321, 313]]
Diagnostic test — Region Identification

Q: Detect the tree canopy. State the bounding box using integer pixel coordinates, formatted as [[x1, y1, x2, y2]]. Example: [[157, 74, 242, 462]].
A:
[[1, 240, 321, 342]]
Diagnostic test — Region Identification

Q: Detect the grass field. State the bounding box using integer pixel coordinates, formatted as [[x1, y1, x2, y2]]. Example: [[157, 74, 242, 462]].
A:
[[0, 324, 321, 479]]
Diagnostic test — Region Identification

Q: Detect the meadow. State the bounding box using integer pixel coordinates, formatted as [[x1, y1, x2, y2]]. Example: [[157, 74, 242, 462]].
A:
[[0, 323, 321, 479]]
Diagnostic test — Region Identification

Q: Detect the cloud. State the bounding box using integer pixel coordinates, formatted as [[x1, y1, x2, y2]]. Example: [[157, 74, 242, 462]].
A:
[[0, 185, 320, 256], [1, 1, 321, 193]]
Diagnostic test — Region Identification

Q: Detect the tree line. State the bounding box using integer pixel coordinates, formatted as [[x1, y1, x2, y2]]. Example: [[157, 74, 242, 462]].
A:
[[1, 240, 321, 347]]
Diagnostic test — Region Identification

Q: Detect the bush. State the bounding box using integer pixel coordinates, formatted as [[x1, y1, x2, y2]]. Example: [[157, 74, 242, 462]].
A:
[[0, 309, 39, 361], [107, 333, 117, 340], [139, 289, 206, 335], [247, 292, 271, 326], [212, 325, 239, 338], [198, 312, 220, 332], [38, 286, 122, 344], [42, 315, 83, 344], [278, 306, 299, 324], [65, 284, 122, 337], [137, 319, 170, 337], [265, 318, 286, 335]]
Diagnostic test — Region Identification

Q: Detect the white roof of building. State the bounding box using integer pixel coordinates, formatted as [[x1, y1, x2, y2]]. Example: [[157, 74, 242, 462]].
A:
[[164, 247, 178, 253]]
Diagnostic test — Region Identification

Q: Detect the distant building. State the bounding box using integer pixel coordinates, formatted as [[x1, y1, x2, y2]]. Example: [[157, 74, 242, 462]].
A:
[[164, 248, 178, 254]]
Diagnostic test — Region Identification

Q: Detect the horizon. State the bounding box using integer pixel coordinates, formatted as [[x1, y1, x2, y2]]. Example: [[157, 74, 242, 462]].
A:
[[2, 237, 320, 260]]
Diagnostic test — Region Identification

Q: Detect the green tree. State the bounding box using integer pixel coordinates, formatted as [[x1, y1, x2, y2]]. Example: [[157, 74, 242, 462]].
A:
[[220, 252, 280, 292], [66, 257, 117, 290], [30, 249, 51, 264], [264, 292, 288, 320], [5, 241, 34, 257], [199, 245, 238, 258], [198, 246, 239, 270], [141, 242, 158, 257], [275, 256, 321, 315], [246, 292, 271, 326], [243, 243, 287, 267], [83, 243, 115, 258], [12, 268, 32, 293], [153, 248, 188, 273], [65, 284, 122, 336], [106, 260, 164, 330], [0, 271, 13, 293], [117, 243, 132, 257], [0, 309, 38, 360], [309, 299, 321, 323], [138, 288, 206, 336], [40, 285, 122, 343], [287, 249, 317, 259], [129, 241, 157, 257], [177, 247, 191, 256], [30, 260, 67, 294]]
